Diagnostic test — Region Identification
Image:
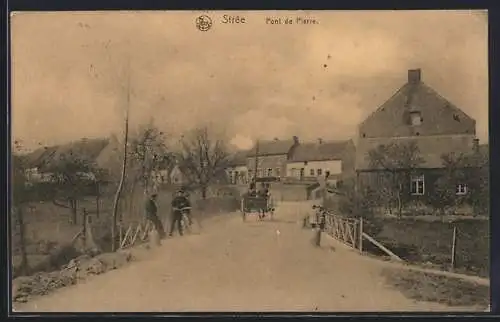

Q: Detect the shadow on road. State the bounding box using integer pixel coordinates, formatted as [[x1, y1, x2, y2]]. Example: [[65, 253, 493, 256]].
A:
[[269, 219, 298, 224], [241, 219, 297, 226]]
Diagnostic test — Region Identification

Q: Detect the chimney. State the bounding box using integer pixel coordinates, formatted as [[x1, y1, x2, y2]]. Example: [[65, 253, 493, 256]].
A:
[[318, 138, 323, 144], [473, 138, 479, 152], [293, 136, 299, 144], [408, 69, 421, 84]]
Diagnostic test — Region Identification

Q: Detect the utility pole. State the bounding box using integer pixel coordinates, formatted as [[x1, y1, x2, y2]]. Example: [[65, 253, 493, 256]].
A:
[[254, 139, 259, 182], [111, 56, 131, 252]]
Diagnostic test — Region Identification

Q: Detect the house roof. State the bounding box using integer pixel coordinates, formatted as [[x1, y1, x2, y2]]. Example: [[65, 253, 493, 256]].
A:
[[355, 135, 478, 170], [358, 69, 476, 138], [24, 145, 59, 168], [93, 135, 125, 177], [42, 138, 110, 171], [290, 140, 351, 162], [247, 139, 296, 156], [227, 150, 249, 166]]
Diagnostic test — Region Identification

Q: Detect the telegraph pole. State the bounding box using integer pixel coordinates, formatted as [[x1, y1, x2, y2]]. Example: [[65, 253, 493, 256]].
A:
[[254, 139, 259, 181], [111, 55, 131, 252]]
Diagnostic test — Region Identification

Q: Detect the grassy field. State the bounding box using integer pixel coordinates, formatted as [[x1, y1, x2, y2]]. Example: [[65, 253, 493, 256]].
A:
[[323, 194, 489, 277], [366, 217, 489, 278], [11, 185, 241, 278]]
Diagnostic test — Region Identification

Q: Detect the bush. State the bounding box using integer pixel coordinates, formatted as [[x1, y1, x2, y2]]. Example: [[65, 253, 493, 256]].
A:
[[326, 178, 383, 236], [12, 244, 83, 279]]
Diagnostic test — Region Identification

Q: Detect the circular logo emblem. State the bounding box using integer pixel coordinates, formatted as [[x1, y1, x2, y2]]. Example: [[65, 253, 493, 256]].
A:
[[196, 15, 213, 31]]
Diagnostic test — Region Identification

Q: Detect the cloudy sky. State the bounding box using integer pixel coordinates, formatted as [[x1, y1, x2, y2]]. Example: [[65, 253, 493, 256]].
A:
[[11, 10, 488, 152]]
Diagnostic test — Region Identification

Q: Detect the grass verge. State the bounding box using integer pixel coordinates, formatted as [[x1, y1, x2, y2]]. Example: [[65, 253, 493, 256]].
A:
[[381, 267, 490, 308], [368, 217, 489, 278]]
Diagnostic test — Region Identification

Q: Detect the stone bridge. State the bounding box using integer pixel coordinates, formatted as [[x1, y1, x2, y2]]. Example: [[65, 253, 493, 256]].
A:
[[13, 201, 484, 313]]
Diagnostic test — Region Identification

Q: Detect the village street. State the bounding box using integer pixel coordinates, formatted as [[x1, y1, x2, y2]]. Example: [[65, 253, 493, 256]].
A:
[[13, 202, 481, 313]]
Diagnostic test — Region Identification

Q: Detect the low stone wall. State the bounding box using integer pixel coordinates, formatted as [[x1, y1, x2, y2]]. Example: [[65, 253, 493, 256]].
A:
[[272, 183, 310, 202], [228, 183, 312, 202], [13, 250, 134, 303]]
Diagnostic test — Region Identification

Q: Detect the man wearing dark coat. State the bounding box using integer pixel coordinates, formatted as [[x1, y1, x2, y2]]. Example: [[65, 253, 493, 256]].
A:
[[145, 193, 166, 239], [169, 188, 191, 237]]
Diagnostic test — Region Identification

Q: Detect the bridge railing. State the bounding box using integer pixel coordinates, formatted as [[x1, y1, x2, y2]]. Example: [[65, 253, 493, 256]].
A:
[[323, 212, 361, 250], [316, 208, 403, 261]]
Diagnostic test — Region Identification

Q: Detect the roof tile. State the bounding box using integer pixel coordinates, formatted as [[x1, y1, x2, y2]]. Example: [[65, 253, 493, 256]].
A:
[[247, 139, 296, 156], [290, 140, 350, 162], [355, 135, 477, 170]]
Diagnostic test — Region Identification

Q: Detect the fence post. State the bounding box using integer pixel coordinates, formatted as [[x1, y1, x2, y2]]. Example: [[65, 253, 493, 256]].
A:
[[82, 208, 88, 247], [119, 223, 123, 249], [315, 228, 321, 247], [451, 225, 457, 269], [359, 217, 363, 253]]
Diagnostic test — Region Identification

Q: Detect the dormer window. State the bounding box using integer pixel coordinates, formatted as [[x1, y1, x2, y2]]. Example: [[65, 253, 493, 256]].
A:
[[410, 111, 422, 126]]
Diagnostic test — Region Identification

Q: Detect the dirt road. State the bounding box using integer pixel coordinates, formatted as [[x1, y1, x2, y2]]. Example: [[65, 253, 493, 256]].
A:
[[13, 202, 481, 312]]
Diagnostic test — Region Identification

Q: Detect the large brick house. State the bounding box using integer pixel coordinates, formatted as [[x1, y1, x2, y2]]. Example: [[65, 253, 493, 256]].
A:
[[246, 136, 300, 181], [355, 68, 480, 206]]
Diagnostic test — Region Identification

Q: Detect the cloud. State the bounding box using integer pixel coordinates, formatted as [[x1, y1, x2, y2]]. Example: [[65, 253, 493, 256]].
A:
[[11, 10, 488, 151], [229, 135, 254, 150]]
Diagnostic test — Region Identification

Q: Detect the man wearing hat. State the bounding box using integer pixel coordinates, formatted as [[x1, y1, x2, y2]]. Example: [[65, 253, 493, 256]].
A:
[[145, 193, 166, 239], [169, 187, 191, 237]]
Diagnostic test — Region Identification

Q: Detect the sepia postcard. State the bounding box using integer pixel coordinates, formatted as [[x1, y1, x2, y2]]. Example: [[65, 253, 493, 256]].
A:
[[10, 10, 490, 313]]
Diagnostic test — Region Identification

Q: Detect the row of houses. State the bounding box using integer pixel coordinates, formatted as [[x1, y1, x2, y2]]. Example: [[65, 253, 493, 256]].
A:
[[226, 138, 355, 186], [20, 68, 487, 204], [21, 138, 111, 183], [226, 68, 488, 202], [19, 136, 188, 187]]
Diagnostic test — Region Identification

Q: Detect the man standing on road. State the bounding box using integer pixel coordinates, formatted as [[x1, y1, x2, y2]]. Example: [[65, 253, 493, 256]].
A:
[[181, 188, 194, 226], [145, 193, 166, 239], [169, 189, 191, 237]]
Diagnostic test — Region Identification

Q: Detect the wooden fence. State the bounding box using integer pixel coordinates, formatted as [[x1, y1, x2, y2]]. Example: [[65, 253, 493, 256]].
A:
[[321, 211, 403, 261], [118, 221, 154, 250], [79, 208, 157, 251], [323, 213, 360, 249]]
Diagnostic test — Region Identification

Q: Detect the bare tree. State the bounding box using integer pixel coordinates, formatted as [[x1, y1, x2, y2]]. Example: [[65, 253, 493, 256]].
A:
[[178, 127, 229, 199], [426, 149, 489, 217], [128, 123, 172, 196], [428, 153, 469, 217], [91, 167, 109, 218], [12, 140, 31, 275], [48, 154, 99, 225], [367, 141, 425, 217]]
